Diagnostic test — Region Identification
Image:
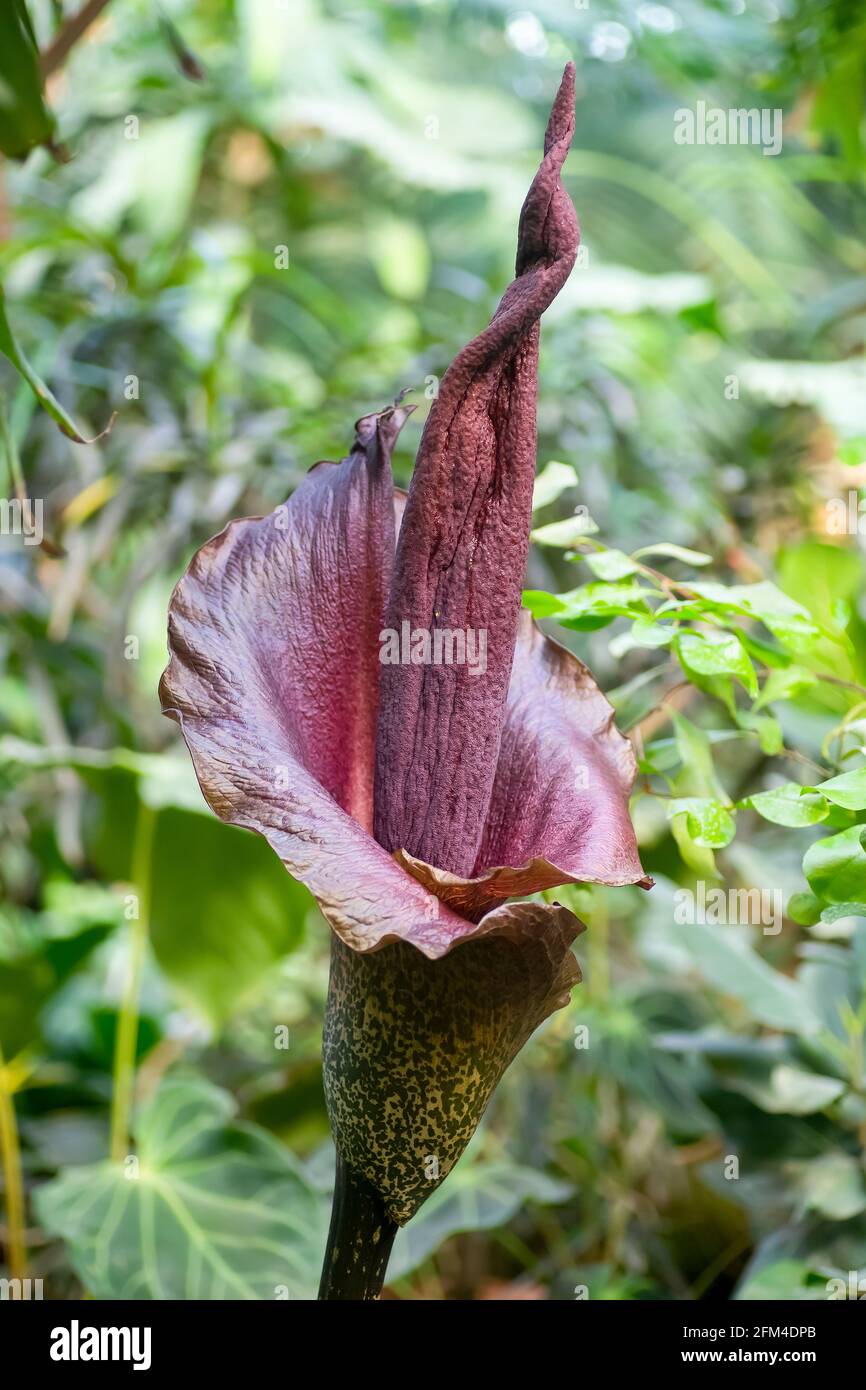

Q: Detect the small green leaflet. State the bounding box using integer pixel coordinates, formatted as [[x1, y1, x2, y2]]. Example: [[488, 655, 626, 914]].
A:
[[812, 767, 866, 811], [747, 768, 866, 828], [754, 665, 817, 710], [742, 783, 830, 828], [631, 542, 712, 566], [683, 580, 822, 653], [531, 459, 577, 511], [523, 582, 650, 631], [804, 825, 866, 905], [730, 1065, 846, 1117], [609, 617, 675, 657], [582, 548, 638, 581], [675, 628, 758, 697], [667, 797, 736, 848], [796, 1153, 866, 1219], [530, 511, 598, 547], [735, 708, 784, 756]]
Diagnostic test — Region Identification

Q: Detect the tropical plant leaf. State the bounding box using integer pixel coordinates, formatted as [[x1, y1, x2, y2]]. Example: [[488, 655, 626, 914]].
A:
[[389, 1160, 571, 1281], [35, 1077, 329, 1300]]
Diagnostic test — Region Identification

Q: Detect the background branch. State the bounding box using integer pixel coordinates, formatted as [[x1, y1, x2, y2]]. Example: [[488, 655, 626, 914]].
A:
[[40, 0, 112, 79]]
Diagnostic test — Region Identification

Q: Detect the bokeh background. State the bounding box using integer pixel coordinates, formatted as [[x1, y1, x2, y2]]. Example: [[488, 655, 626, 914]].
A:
[[2, 0, 866, 1300]]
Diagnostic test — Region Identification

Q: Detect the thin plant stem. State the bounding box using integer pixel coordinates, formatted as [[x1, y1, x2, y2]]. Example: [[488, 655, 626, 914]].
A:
[[109, 802, 156, 1162], [0, 386, 26, 504], [40, 0, 113, 79], [0, 1043, 26, 1282]]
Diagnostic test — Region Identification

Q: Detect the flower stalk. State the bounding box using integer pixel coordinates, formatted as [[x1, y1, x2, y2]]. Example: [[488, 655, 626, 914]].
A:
[[318, 1153, 398, 1301]]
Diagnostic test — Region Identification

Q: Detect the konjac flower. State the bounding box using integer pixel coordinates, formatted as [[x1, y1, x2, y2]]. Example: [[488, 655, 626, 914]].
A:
[[160, 63, 649, 1300]]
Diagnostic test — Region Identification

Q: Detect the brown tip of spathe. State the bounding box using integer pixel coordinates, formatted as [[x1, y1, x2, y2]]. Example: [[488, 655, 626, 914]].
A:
[[544, 62, 576, 154]]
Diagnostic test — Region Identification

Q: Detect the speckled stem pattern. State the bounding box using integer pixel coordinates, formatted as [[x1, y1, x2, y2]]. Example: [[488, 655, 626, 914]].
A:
[[322, 911, 582, 1229]]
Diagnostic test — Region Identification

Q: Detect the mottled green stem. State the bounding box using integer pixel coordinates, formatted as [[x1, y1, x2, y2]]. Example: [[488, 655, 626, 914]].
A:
[[318, 1153, 398, 1301]]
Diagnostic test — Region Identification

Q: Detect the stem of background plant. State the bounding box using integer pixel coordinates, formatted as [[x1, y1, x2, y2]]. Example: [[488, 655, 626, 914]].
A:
[[40, 0, 114, 79], [109, 801, 156, 1163], [0, 1042, 26, 1283], [0, 385, 26, 504]]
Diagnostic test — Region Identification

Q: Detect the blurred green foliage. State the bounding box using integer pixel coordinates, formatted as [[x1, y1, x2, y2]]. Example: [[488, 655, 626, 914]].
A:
[[2, 0, 866, 1300]]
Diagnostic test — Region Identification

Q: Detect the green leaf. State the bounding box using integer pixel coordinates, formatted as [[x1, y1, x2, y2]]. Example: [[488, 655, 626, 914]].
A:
[[530, 511, 598, 547], [797, 1154, 866, 1220], [820, 901, 866, 924], [0, 286, 114, 443], [672, 925, 817, 1033], [734, 1065, 846, 1116], [735, 1259, 828, 1301], [811, 47, 865, 167], [0, 903, 114, 1057], [814, 768, 866, 811], [631, 543, 712, 567], [742, 783, 830, 828], [0, 953, 57, 1058], [754, 665, 818, 711], [146, 808, 311, 1026], [776, 540, 865, 677], [521, 589, 568, 619], [735, 709, 784, 756], [740, 631, 792, 668], [3, 745, 312, 1025], [35, 1077, 329, 1300], [608, 616, 676, 657], [389, 1161, 571, 1281], [583, 548, 638, 581], [670, 813, 720, 878], [685, 581, 822, 654], [675, 628, 758, 697], [787, 891, 824, 926], [0, 2, 55, 159], [667, 798, 736, 848], [671, 712, 726, 801], [804, 825, 866, 906], [555, 581, 652, 632], [532, 460, 577, 511]]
